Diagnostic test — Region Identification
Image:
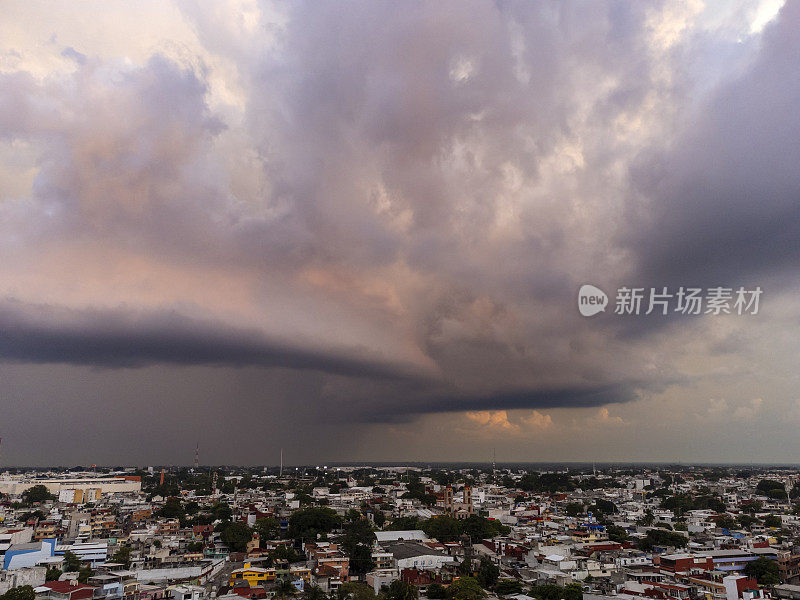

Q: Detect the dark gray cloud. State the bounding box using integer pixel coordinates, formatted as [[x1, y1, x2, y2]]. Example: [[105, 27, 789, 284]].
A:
[[0, 298, 649, 423], [629, 2, 800, 287], [0, 0, 796, 463], [0, 299, 418, 380], [350, 382, 642, 424]]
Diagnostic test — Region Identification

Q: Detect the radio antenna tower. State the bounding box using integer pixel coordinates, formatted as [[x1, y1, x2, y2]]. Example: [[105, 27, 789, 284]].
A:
[[492, 448, 496, 477], [194, 443, 199, 470], [280, 448, 283, 477]]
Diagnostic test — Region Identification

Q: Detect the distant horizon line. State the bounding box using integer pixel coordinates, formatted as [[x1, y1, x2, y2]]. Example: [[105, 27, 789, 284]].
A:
[[3, 460, 800, 470]]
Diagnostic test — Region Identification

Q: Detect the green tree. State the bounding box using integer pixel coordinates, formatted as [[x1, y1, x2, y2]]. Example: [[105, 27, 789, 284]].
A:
[[342, 518, 374, 549], [45, 566, 63, 582], [564, 503, 584, 517], [714, 515, 736, 530], [1, 586, 36, 600], [269, 543, 304, 564], [638, 528, 687, 551], [744, 557, 780, 585], [211, 502, 233, 522], [220, 479, 236, 495], [21, 485, 54, 504], [606, 525, 628, 543], [564, 584, 584, 600], [530, 584, 581, 600], [254, 517, 280, 543], [476, 557, 499, 589], [21, 510, 45, 522], [736, 515, 759, 530], [344, 509, 362, 524], [741, 500, 763, 514], [458, 557, 472, 577], [692, 495, 726, 512], [220, 521, 253, 552], [373, 512, 386, 528], [446, 577, 486, 600], [288, 507, 342, 541], [422, 516, 462, 542], [591, 498, 617, 515], [276, 580, 297, 598], [158, 497, 184, 519], [427, 584, 447, 599], [346, 543, 375, 578], [337, 582, 377, 600], [638, 510, 655, 526], [111, 545, 132, 569], [763, 515, 782, 528], [399, 473, 438, 506], [78, 566, 93, 584], [461, 516, 510, 542], [386, 580, 418, 600], [756, 480, 786, 499], [535, 473, 575, 493], [296, 493, 314, 506], [660, 495, 693, 517], [494, 581, 523, 596], [63, 550, 81, 572], [387, 517, 421, 531], [661, 494, 725, 516], [302, 585, 328, 600]]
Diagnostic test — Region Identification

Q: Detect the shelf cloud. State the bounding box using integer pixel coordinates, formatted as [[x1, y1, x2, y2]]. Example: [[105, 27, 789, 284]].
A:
[[0, 0, 797, 464]]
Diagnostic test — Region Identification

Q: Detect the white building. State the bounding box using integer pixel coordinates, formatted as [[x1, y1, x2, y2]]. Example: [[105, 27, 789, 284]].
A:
[[382, 542, 456, 570], [0, 476, 140, 497], [3, 540, 57, 570]]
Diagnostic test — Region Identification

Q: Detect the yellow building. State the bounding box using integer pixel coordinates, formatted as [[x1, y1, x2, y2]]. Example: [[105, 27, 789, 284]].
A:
[[289, 566, 312, 582], [34, 522, 58, 541], [229, 564, 276, 587]]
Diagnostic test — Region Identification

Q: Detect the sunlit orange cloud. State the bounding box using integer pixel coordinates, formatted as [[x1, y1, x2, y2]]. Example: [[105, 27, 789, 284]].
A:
[[465, 409, 553, 437], [1, 239, 437, 374]]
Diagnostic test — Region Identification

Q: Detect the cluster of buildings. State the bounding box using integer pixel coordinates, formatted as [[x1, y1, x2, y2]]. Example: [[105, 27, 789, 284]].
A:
[[1, 466, 799, 600]]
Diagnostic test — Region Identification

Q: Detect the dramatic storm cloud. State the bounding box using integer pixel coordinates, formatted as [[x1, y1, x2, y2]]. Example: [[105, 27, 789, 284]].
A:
[[0, 0, 797, 465]]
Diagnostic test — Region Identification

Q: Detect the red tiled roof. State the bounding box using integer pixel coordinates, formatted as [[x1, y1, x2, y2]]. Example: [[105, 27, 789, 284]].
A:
[[44, 582, 95, 593], [43, 581, 96, 600]]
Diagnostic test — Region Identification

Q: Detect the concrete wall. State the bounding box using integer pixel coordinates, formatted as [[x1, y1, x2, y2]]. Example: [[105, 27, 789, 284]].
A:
[[396, 554, 455, 570], [0, 566, 47, 595], [0, 528, 34, 546], [134, 559, 225, 584], [0, 478, 141, 496]]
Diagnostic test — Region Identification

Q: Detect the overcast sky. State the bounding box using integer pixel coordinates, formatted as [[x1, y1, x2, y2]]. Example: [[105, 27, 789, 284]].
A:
[[1, 0, 798, 466]]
